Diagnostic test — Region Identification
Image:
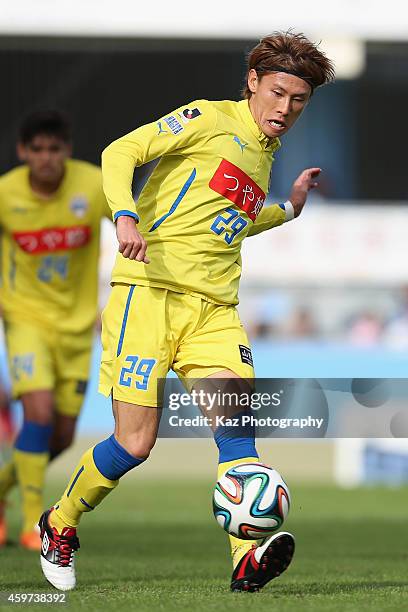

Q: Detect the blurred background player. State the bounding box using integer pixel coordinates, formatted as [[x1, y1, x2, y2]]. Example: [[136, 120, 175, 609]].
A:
[[0, 387, 13, 451], [0, 110, 110, 550], [0, 375, 13, 548], [38, 33, 334, 592]]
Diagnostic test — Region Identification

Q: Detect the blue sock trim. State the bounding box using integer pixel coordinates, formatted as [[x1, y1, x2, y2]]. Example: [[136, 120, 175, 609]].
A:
[[15, 421, 52, 453], [214, 410, 258, 463], [79, 497, 95, 509], [67, 466, 84, 497], [93, 434, 145, 480]]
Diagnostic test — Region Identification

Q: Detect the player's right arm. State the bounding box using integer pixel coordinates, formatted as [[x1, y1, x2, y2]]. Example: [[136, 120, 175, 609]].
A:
[[101, 102, 217, 261]]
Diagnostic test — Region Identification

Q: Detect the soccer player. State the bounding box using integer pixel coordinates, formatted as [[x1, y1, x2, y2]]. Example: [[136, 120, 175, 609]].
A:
[[0, 111, 110, 550], [39, 32, 334, 591]]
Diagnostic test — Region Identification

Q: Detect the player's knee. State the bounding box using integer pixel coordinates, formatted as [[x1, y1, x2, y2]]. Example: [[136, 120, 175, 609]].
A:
[[22, 392, 54, 425], [27, 406, 54, 426], [116, 432, 156, 460]]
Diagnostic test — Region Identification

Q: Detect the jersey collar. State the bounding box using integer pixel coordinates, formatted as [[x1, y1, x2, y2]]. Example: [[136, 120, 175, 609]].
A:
[[236, 99, 281, 153]]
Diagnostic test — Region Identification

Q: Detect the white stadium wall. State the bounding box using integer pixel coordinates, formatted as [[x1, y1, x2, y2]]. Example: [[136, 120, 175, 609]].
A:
[[241, 204, 408, 287], [1, 0, 408, 40]]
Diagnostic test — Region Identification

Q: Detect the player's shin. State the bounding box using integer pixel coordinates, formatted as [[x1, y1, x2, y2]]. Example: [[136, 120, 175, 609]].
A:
[[0, 442, 71, 504], [13, 421, 52, 533], [50, 434, 145, 531], [214, 414, 260, 568]]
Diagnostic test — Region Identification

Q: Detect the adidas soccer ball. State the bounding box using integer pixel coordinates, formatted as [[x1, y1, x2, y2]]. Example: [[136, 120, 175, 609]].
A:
[[213, 463, 291, 539]]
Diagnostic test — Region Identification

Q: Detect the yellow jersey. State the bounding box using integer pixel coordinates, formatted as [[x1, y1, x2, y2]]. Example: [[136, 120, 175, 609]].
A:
[[0, 159, 110, 333], [102, 99, 289, 305]]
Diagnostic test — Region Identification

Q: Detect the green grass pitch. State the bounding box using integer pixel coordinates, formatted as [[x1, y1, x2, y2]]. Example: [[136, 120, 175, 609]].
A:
[[1, 480, 407, 611]]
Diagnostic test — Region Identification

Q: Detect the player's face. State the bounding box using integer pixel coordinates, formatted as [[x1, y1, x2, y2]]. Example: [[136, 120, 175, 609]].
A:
[[247, 70, 311, 138], [17, 135, 71, 184]]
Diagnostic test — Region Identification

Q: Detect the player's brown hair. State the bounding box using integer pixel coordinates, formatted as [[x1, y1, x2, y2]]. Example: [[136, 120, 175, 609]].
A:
[[243, 32, 335, 98]]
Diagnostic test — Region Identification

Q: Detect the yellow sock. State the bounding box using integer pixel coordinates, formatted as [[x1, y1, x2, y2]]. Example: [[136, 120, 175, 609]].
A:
[[50, 446, 118, 531], [217, 456, 260, 568], [0, 460, 17, 500], [14, 449, 48, 533]]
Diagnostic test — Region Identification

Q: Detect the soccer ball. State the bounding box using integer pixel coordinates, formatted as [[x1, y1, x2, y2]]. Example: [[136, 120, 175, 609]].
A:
[[213, 463, 291, 539]]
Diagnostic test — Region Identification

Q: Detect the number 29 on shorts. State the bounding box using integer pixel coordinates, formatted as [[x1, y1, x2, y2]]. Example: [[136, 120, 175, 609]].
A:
[[119, 355, 156, 390]]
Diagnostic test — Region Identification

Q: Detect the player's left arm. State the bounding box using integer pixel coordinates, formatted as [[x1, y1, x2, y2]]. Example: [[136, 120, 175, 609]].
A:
[[247, 167, 321, 237]]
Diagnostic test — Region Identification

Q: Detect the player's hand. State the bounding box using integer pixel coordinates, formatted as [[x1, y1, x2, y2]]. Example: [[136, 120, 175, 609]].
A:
[[289, 168, 321, 217], [116, 216, 150, 263]]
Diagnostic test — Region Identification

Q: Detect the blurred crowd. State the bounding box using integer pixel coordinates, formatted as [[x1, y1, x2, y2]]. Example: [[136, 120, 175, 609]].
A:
[[240, 285, 408, 349]]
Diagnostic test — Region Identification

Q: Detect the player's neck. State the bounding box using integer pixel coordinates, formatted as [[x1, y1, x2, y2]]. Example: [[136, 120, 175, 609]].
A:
[[29, 171, 65, 199], [248, 97, 260, 128], [248, 97, 271, 144]]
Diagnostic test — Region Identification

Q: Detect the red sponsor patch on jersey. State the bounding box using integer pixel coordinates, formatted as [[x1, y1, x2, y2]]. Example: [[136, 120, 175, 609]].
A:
[[12, 225, 91, 254], [209, 159, 265, 221]]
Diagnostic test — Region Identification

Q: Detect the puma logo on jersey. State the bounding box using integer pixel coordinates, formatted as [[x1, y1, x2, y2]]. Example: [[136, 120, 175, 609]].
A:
[[157, 121, 167, 135], [233, 135, 248, 153]]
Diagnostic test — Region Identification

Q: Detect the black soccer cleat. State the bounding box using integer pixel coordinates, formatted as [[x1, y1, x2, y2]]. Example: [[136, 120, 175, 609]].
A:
[[230, 531, 295, 592]]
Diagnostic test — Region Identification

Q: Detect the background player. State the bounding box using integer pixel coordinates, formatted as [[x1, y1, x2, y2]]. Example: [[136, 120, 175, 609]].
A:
[[0, 111, 110, 550], [38, 33, 334, 592], [0, 377, 13, 547]]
